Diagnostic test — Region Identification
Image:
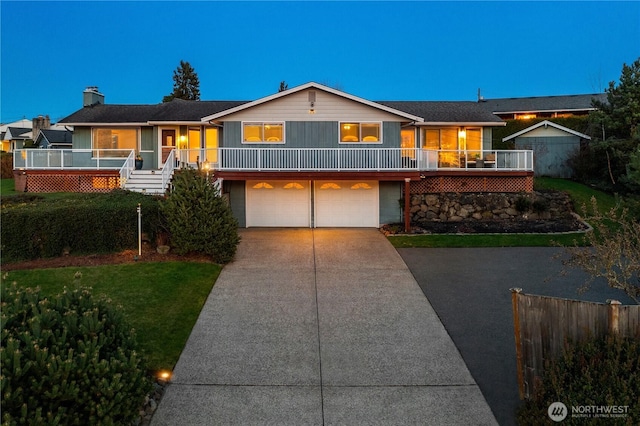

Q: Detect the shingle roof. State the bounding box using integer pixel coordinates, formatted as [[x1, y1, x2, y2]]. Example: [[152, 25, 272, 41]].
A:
[[5, 127, 32, 139], [479, 93, 608, 114], [377, 101, 504, 123], [61, 99, 502, 124], [59, 99, 249, 124], [39, 129, 72, 144]]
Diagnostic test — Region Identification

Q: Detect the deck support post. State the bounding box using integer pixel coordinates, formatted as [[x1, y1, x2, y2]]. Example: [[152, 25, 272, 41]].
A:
[[404, 178, 411, 233]]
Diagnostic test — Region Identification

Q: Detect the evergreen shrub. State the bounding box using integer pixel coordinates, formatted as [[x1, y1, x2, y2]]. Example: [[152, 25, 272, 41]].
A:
[[1, 190, 161, 262], [161, 168, 239, 263], [1, 282, 151, 425], [516, 335, 640, 425]]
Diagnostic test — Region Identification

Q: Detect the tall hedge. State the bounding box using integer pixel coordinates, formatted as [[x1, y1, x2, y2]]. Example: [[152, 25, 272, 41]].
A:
[[1, 282, 151, 425], [1, 190, 162, 262]]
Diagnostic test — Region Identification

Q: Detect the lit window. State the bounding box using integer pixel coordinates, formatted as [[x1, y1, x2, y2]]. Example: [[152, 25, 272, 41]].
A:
[[340, 122, 381, 143], [351, 183, 372, 190], [92, 128, 138, 157], [252, 182, 274, 189], [243, 122, 284, 143], [283, 182, 304, 189], [319, 182, 341, 190]]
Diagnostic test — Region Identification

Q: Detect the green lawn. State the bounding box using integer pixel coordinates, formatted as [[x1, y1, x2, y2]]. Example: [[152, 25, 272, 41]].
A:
[[1, 178, 16, 195], [389, 178, 617, 248], [3, 262, 221, 372]]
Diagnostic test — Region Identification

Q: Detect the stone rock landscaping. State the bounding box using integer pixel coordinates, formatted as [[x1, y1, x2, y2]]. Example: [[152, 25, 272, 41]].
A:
[[384, 190, 589, 234]]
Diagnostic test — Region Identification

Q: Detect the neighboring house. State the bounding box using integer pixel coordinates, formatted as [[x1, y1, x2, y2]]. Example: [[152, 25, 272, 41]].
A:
[[3, 127, 32, 151], [15, 83, 535, 229], [35, 128, 73, 149], [1, 119, 32, 152], [479, 93, 607, 120], [503, 120, 590, 178]]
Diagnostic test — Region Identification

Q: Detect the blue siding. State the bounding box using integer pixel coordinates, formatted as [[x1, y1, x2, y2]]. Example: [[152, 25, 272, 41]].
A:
[[222, 122, 401, 148], [226, 180, 246, 227], [379, 181, 402, 224], [515, 136, 579, 178]]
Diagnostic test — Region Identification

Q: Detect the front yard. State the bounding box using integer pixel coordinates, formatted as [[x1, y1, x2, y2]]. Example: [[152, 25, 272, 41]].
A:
[[2, 261, 220, 372]]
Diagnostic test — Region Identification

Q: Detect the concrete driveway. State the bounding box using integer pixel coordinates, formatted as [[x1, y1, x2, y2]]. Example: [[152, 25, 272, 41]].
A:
[[152, 229, 497, 425], [397, 247, 637, 426]]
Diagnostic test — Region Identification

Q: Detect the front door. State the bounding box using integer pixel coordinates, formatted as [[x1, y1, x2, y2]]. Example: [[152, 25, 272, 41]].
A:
[[161, 129, 176, 165]]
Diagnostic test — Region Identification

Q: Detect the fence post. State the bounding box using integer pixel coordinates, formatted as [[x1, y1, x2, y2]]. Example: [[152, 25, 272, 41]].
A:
[[511, 288, 525, 400], [608, 299, 621, 335]]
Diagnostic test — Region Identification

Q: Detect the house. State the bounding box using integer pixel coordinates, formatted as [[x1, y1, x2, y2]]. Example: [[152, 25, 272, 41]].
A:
[[35, 128, 73, 149], [479, 93, 607, 120], [1, 119, 32, 152], [15, 83, 535, 229], [503, 120, 590, 178]]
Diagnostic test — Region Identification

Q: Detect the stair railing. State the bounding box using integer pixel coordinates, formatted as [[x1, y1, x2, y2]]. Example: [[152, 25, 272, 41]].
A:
[[119, 150, 136, 188], [161, 149, 176, 193]]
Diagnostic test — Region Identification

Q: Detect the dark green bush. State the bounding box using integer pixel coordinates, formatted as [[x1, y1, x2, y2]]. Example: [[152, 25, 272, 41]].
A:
[[517, 335, 640, 425], [1, 282, 151, 425], [161, 168, 239, 263], [514, 195, 533, 213], [532, 198, 550, 215], [1, 190, 162, 262]]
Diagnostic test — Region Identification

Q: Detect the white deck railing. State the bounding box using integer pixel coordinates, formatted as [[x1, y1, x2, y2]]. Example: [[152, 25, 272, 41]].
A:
[[118, 150, 136, 187], [14, 149, 135, 170], [14, 148, 534, 172], [212, 148, 533, 172]]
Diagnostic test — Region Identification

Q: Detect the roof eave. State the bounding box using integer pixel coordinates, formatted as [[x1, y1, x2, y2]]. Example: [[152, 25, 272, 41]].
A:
[[414, 121, 506, 127], [201, 82, 424, 123]]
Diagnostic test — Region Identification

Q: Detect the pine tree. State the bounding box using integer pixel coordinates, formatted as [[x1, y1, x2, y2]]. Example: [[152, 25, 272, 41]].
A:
[[160, 168, 239, 263], [163, 60, 201, 102]]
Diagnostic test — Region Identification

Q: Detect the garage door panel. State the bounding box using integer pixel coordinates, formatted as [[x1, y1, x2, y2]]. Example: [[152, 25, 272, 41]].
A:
[[315, 180, 379, 228], [246, 180, 310, 227]]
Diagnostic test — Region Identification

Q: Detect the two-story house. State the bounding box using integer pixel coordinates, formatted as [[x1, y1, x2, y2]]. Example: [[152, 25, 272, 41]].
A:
[[14, 82, 534, 228]]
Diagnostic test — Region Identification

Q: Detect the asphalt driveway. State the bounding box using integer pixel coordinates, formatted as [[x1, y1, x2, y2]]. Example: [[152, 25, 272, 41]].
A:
[[397, 247, 636, 426]]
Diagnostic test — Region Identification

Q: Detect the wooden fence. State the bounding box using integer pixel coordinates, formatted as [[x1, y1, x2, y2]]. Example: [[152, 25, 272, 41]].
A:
[[511, 288, 640, 400]]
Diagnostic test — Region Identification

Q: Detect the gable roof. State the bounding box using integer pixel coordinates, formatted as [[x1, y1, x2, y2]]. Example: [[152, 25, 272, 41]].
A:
[[502, 120, 592, 142], [200, 82, 425, 122], [480, 93, 607, 115], [36, 129, 73, 146], [5, 127, 32, 140], [59, 82, 505, 126], [377, 101, 505, 125]]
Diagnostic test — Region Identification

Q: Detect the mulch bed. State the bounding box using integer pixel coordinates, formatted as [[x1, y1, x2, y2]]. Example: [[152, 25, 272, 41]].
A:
[[2, 244, 214, 272], [383, 217, 589, 235]]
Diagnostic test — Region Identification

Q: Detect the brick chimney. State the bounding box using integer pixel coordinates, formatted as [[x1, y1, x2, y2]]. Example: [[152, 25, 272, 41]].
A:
[[83, 86, 104, 107], [32, 115, 51, 140]]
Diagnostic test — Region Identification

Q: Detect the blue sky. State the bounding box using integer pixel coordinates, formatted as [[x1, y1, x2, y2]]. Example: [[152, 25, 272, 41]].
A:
[[2, 1, 639, 123]]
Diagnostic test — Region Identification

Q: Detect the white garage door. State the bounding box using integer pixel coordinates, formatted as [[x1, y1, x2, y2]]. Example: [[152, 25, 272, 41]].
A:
[[315, 180, 379, 227], [246, 180, 311, 227]]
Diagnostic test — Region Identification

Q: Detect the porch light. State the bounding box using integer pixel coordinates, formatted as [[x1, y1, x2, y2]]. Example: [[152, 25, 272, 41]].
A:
[[458, 129, 466, 139]]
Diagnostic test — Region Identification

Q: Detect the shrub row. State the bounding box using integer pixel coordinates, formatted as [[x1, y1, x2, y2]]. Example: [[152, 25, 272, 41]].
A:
[[517, 334, 640, 425], [1, 190, 162, 262], [1, 282, 151, 425]]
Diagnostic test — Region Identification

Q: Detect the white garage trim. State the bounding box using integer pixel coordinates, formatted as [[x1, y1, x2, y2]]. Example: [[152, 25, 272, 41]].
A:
[[246, 180, 311, 227], [314, 180, 379, 228]]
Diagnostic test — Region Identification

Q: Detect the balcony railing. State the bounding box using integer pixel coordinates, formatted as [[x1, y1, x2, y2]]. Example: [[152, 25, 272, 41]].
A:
[[15, 148, 534, 172], [14, 149, 135, 170]]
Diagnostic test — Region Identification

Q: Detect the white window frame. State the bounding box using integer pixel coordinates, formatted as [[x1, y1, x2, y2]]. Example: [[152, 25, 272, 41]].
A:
[[91, 127, 140, 158], [338, 121, 383, 144], [241, 121, 285, 144]]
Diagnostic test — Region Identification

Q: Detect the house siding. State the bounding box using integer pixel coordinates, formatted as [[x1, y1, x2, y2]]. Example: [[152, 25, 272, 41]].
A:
[[379, 181, 402, 224], [515, 136, 579, 178], [483, 127, 492, 150], [225, 180, 246, 227], [141, 127, 155, 168], [219, 89, 409, 122], [74, 127, 91, 149], [222, 121, 400, 149]]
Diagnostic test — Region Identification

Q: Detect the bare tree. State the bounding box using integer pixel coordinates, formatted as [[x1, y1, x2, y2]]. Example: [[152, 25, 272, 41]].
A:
[[561, 196, 640, 304]]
